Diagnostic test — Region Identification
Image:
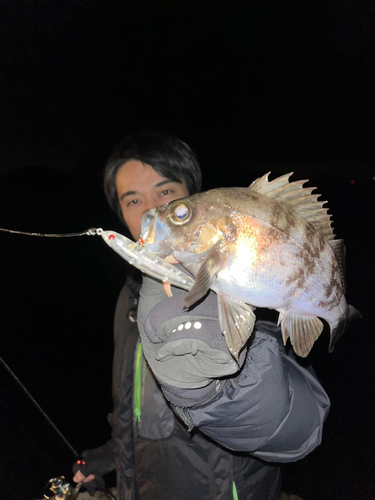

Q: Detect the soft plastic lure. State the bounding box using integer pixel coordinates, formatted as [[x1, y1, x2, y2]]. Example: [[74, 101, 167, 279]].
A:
[[0, 226, 194, 291]]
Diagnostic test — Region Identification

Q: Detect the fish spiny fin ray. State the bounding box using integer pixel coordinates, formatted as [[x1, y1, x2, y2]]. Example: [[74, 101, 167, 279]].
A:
[[249, 172, 335, 240], [277, 311, 288, 345], [217, 293, 256, 361], [328, 239, 347, 294], [183, 249, 226, 308], [280, 312, 324, 357]]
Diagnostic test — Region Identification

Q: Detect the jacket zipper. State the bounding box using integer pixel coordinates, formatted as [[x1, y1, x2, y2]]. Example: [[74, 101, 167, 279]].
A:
[[134, 342, 143, 423]]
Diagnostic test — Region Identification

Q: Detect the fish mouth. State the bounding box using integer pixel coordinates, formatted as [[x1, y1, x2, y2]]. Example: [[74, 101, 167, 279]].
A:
[[141, 209, 171, 256]]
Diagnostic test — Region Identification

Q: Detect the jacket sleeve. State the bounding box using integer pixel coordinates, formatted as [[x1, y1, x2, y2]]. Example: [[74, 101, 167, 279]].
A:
[[138, 276, 330, 463], [185, 323, 330, 462]]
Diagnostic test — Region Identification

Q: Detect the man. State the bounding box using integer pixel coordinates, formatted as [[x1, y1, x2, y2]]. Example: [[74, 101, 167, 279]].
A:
[[73, 132, 330, 499]]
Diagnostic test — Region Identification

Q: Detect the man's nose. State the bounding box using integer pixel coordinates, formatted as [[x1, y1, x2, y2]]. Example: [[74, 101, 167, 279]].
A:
[[143, 195, 161, 214], [142, 205, 154, 219]]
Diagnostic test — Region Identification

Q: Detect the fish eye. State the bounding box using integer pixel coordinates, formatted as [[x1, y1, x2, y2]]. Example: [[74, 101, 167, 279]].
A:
[[168, 202, 192, 225], [175, 205, 188, 219]]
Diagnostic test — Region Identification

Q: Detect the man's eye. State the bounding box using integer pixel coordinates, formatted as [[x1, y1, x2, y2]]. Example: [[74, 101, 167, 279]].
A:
[[161, 189, 172, 196], [128, 199, 140, 206]]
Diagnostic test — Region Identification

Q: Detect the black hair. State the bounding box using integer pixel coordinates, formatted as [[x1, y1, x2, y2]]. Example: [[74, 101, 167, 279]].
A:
[[104, 131, 202, 220]]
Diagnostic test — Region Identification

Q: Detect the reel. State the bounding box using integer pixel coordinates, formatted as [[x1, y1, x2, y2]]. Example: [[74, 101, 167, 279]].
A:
[[43, 476, 81, 500]]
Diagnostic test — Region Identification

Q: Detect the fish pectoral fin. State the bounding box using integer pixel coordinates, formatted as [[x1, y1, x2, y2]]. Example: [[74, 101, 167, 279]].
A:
[[217, 293, 256, 361], [280, 312, 324, 357], [183, 249, 226, 308]]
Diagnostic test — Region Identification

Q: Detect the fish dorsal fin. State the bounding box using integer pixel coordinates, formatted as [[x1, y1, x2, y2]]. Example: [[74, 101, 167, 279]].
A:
[[328, 239, 347, 294], [249, 172, 335, 241]]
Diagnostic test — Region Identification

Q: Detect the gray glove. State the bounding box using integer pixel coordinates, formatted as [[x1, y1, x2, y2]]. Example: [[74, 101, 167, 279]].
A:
[[72, 442, 115, 492], [137, 274, 247, 392]]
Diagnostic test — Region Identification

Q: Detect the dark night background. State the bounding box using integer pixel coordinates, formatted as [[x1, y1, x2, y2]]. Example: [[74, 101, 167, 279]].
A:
[[0, 1, 374, 499]]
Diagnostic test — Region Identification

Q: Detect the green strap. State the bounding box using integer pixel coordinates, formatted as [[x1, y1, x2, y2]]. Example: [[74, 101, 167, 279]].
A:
[[232, 481, 239, 500], [134, 342, 143, 422]]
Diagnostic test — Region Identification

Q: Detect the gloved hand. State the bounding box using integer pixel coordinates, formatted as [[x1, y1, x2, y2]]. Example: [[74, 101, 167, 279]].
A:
[[72, 468, 104, 494], [72, 443, 115, 492], [137, 274, 248, 399]]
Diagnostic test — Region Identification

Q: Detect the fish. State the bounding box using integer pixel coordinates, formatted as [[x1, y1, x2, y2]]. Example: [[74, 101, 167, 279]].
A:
[[140, 172, 361, 360]]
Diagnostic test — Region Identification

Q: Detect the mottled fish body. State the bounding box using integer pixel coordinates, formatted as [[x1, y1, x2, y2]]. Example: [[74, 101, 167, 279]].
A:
[[141, 173, 361, 359]]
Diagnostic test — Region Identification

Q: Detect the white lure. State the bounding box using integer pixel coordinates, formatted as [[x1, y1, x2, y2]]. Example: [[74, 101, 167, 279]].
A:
[[100, 230, 195, 291]]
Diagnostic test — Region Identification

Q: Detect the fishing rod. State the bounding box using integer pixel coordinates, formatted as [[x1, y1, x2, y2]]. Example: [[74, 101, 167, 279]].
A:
[[1, 355, 117, 500], [1, 356, 82, 499], [0, 356, 78, 456]]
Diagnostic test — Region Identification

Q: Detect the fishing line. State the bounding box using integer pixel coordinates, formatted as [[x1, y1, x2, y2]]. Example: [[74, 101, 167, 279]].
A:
[[0, 227, 102, 237]]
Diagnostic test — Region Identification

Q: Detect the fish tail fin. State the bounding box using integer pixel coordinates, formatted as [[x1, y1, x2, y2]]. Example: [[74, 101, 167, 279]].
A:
[[329, 304, 363, 353]]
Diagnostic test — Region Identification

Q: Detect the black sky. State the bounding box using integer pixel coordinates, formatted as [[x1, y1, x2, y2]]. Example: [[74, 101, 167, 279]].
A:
[[1, 0, 374, 173], [0, 1, 374, 498]]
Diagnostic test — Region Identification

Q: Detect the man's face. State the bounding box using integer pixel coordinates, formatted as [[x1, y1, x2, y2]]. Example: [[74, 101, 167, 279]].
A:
[[116, 160, 189, 240]]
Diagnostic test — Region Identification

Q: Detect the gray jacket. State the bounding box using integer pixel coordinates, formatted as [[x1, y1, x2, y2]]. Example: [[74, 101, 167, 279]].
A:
[[77, 271, 329, 500]]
